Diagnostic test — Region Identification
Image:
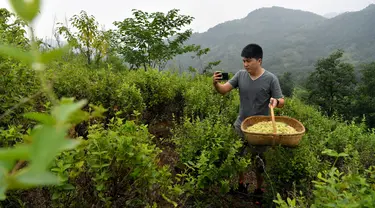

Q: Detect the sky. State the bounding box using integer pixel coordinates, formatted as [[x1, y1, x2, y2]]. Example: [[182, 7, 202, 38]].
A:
[[0, 0, 374, 39]]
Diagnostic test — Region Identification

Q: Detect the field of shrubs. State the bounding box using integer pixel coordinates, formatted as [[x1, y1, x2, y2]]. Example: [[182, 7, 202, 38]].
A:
[[1, 1, 375, 207], [1, 58, 375, 207]]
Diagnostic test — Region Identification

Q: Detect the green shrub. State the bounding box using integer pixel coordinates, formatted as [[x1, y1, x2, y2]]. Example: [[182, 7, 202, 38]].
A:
[[182, 76, 239, 123], [270, 97, 375, 206], [49, 117, 182, 207], [0, 66, 42, 127], [126, 69, 183, 108], [274, 160, 375, 208], [0, 125, 24, 147], [172, 115, 250, 194], [51, 67, 145, 120]]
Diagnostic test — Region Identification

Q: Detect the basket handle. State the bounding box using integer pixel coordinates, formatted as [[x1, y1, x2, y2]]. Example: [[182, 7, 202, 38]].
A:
[[270, 105, 277, 134]]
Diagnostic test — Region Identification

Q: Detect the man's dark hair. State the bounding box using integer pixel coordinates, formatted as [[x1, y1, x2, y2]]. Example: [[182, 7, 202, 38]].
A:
[[241, 43, 263, 60]]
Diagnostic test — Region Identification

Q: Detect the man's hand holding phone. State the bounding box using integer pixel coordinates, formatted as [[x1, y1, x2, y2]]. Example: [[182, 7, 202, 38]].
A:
[[213, 71, 229, 85]]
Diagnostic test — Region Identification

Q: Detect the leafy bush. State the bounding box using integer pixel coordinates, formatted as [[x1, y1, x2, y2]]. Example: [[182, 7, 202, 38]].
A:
[[2, 0, 374, 207], [125, 69, 186, 110], [49, 117, 182, 207], [51, 67, 145, 120], [274, 152, 375, 208], [0, 125, 24, 147], [182, 76, 239, 122], [268, 98, 375, 205], [0, 66, 42, 127], [172, 115, 250, 194]]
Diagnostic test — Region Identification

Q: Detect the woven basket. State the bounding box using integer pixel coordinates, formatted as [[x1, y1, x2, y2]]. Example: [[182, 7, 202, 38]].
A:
[[240, 114, 305, 147]]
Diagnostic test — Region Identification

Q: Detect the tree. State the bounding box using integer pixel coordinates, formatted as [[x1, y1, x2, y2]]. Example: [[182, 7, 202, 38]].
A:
[[354, 62, 375, 128], [306, 50, 356, 117], [0, 8, 30, 72], [56, 10, 111, 66], [190, 45, 221, 74], [113, 9, 198, 70], [278, 72, 295, 97], [0, 8, 28, 48]]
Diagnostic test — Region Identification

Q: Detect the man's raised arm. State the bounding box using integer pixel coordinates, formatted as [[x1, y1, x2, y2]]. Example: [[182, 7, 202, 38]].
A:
[[213, 72, 234, 95]]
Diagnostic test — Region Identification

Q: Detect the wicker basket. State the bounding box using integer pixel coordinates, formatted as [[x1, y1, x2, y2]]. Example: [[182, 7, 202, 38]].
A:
[[240, 115, 305, 147]]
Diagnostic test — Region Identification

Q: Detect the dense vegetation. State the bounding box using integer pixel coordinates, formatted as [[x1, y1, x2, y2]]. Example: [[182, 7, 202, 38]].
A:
[[0, 1, 375, 207]]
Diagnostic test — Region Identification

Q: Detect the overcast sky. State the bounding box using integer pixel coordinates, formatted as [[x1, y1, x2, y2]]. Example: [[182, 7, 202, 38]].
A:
[[0, 0, 374, 39]]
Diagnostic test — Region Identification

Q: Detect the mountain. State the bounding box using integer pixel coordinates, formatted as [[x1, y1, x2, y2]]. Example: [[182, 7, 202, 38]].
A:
[[172, 4, 375, 78]]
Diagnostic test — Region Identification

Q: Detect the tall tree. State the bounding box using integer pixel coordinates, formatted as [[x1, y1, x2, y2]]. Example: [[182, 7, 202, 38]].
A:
[[113, 9, 199, 70], [306, 50, 356, 117], [56, 10, 111, 66], [354, 62, 375, 128], [278, 72, 295, 97]]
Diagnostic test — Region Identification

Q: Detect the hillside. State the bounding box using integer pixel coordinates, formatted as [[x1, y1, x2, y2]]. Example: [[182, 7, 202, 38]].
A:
[[173, 4, 375, 77]]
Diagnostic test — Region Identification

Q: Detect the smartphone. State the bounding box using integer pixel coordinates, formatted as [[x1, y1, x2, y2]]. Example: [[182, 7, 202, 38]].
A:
[[218, 72, 229, 81]]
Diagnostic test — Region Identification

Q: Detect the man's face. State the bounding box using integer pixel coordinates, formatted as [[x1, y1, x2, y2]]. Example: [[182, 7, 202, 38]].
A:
[[242, 57, 261, 73]]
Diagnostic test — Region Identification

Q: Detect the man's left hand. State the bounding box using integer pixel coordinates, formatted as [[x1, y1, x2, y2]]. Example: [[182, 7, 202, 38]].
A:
[[269, 98, 278, 108]]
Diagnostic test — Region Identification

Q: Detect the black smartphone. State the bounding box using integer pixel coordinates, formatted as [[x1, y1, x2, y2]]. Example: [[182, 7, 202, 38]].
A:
[[219, 72, 229, 80]]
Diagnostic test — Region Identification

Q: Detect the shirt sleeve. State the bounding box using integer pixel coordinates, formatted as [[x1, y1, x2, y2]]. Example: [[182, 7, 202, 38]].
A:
[[271, 75, 284, 99], [228, 71, 240, 89]]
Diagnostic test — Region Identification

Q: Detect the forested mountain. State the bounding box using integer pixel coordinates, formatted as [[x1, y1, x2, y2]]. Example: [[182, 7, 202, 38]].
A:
[[173, 4, 375, 77]]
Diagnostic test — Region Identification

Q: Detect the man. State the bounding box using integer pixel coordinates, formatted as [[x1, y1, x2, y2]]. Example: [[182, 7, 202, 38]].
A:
[[212, 43, 284, 197]]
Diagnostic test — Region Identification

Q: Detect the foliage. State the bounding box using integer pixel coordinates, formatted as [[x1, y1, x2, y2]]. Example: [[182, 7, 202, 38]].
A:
[[113, 9, 198, 70], [0, 1, 104, 200], [172, 115, 250, 194], [353, 62, 375, 128], [189, 45, 221, 74], [49, 117, 182, 207], [278, 72, 295, 97], [306, 49, 356, 117], [56, 10, 112, 66], [8, 0, 40, 22], [0, 66, 41, 128], [0, 96, 104, 200], [50, 66, 145, 120], [182, 75, 239, 122], [0, 8, 28, 47], [124, 69, 185, 109], [274, 151, 375, 208], [1, 1, 375, 207], [266, 97, 375, 205]]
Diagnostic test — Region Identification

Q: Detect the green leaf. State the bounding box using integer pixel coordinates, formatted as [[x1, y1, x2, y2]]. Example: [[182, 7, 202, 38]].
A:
[[15, 170, 59, 187], [287, 198, 293, 205], [67, 110, 90, 125], [338, 153, 349, 157], [0, 162, 13, 197], [62, 183, 75, 190], [52, 99, 87, 124], [0, 183, 7, 200], [9, 0, 41, 22], [162, 194, 178, 207], [40, 45, 71, 63], [0, 160, 16, 172], [326, 203, 337, 207], [322, 149, 338, 157], [24, 112, 55, 125], [59, 139, 81, 151], [29, 125, 68, 172], [0, 44, 33, 64], [0, 145, 30, 160], [52, 192, 59, 200]]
